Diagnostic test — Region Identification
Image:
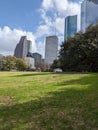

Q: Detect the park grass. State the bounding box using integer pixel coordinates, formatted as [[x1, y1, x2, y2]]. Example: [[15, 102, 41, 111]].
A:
[[0, 72, 98, 130]]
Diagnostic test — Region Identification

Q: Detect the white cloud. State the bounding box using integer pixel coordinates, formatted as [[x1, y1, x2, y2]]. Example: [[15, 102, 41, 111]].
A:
[[0, 26, 37, 56], [40, 0, 81, 35], [39, 9, 52, 26], [36, 24, 52, 38], [42, 0, 54, 10], [0, 0, 81, 57], [53, 17, 65, 34], [36, 41, 45, 58], [42, 0, 80, 14], [34, 0, 81, 58], [35, 0, 81, 58]]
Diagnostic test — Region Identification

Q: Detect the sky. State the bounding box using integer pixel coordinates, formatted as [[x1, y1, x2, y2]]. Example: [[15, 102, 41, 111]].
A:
[[0, 0, 82, 57]]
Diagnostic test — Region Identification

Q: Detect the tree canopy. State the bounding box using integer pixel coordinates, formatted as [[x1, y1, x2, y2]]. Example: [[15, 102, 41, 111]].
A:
[[58, 23, 98, 72], [0, 56, 27, 71]]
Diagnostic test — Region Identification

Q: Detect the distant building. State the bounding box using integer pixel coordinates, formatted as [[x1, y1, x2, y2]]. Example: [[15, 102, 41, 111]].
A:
[[32, 53, 42, 67], [24, 57, 35, 69], [64, 15, 77, 41], [14, 36, 36, 69], [14, 36, 32, 58], [27, 52, 33, 57], [81, 0, 98, 32], [45, 36, 58, 64], [27, 40, 32, 53], [0, 54, 3, 57]]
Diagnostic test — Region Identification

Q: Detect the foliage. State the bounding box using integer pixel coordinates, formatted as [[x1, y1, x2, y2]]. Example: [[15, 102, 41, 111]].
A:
[[36, 61, 45, 71], [0, 56, 28, 71], [0, 56, 6, 70], [15, 58, 28, 71], [0, 56, 16, 71], [50, 59, 60, 71], [5, 56, 16, 70], [59, 23, 98, 72], [36, 61, 51, 72]]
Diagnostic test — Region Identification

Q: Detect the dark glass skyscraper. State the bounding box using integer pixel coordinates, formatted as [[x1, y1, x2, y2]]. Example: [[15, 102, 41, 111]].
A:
[[64, 15, 77, 41], [81, 0, 98, 31]]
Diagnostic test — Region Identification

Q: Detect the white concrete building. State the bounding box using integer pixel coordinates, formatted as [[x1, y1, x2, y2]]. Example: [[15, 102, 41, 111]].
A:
[[45, 36, 58, 64], [24, 57, 35, 69]]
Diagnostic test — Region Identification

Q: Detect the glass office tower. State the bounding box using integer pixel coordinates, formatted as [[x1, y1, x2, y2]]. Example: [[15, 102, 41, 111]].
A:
[[64, 15, 77, 41], [81, 0, 98, 32]]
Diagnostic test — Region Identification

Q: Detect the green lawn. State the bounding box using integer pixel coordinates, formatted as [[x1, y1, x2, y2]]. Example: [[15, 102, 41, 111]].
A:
[[0, 72, 98, 130]]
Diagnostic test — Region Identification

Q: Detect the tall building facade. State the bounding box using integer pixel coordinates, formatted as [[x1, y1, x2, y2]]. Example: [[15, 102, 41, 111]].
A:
[[45, 36, 58, 64], [27, 40, 32, 53], [24, 57, 35, 69], [14, 36, 32, 58], [32, 53, 42, 67], [81, 0, 98, 32], [64, 15, 77, 41]]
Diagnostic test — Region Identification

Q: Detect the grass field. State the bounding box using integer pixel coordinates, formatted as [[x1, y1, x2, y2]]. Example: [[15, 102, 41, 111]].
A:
[[0, 72, 98, 130]]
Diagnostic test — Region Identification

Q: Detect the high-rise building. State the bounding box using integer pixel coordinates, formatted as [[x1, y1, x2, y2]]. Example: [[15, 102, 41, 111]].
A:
[[64, 15, 77, 41], [0, 54, 3, 57], [45, 36, 58, 64], [14, 36, 32, 58], [81, 0, 98, 32], [27, 40, 32, 53], [32, 52, 42, 67]]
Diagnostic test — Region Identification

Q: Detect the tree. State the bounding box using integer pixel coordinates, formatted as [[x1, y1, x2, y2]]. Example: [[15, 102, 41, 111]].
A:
[[5, 56, 16, 70], [36, 61, 50, 72], [59, 23, 98, 72], [0, 56, 7, 70], [0, 56, 3, 70], [15, 58, 27, 71], [50, 59, 60, 71]]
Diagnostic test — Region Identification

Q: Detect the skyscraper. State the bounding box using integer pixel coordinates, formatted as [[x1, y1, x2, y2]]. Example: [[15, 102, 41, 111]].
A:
[[14, 36, 32, 58], [45, 36, 58, 64], [64, 15, 77, 41], [27, 40, 32, 53], [32, 52, 42, 67], [81, 0, 98, 32]]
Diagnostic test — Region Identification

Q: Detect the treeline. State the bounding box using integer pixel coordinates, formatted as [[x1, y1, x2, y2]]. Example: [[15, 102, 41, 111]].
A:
[[51, 23, 98, 72], [0, 56, 28, 71]]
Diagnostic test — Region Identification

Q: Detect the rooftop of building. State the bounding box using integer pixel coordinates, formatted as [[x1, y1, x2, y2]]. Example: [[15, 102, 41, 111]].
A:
[[32, 52, 42, 56], [88, 0, 98, 4], [46, 35, 58, 39]]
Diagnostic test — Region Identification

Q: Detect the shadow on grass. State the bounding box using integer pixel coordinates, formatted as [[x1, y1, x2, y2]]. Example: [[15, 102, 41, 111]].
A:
[[12, 72, 89, 78], [13, 72, 53, 77], [0, 74, 98, 130], [58, 73, 98, 87], [13, 71, 87, 77]]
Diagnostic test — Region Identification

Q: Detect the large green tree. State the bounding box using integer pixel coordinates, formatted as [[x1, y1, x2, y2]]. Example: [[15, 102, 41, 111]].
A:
[[15, 58, 28, 71], [50, 59, 61, 71], [5, 56, 16, 70], [59, 23, 98, 72]]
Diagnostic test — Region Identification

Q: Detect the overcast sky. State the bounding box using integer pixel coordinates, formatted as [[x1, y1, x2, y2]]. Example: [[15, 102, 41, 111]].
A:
[[0, 0, 82, 57]]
